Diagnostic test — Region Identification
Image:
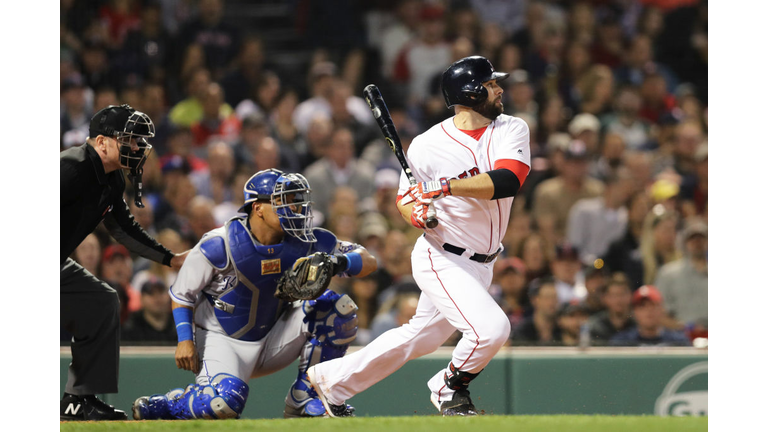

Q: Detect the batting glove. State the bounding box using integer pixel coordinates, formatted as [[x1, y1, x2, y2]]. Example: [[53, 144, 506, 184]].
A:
[[417, 178, 452, 201], [409, 198, 432, 229]]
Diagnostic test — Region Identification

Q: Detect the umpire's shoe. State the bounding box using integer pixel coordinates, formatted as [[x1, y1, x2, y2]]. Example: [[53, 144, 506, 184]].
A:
[[306, 367, 355, 417], [431, 389, 478, 416], [61, 393, 128, 421]]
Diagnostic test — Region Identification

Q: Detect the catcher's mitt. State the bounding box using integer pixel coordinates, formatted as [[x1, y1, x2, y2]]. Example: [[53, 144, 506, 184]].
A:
[[275, 252, 339, 301]]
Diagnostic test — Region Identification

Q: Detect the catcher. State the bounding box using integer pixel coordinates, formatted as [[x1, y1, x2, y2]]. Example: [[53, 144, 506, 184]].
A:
[[132, 169, 376, 420]]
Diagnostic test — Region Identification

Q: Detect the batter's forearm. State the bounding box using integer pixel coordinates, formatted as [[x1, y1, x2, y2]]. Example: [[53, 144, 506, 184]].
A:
[[447, 173, 495, 200]]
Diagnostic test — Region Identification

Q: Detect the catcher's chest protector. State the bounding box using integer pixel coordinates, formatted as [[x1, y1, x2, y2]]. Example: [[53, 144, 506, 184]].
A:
[[210, 219, 316, 341]]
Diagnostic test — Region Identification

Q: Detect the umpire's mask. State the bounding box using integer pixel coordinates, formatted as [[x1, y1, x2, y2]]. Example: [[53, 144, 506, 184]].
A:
[[90, 104, 155, 207]]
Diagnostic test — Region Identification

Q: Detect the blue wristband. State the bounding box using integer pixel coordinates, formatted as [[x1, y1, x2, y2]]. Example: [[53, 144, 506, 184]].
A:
[[343, 252, 364, 276], [173, 307, 194, 342]]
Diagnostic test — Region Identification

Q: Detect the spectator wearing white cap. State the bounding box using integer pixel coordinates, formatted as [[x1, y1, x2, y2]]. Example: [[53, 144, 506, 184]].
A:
[[568, 112, 601, 156]]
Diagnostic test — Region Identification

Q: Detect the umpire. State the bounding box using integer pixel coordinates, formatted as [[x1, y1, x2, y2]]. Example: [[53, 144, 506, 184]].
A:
[[60, 104, 189, 421]]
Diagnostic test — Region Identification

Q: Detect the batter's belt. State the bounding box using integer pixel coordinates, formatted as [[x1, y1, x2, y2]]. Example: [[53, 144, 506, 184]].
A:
[[441, 242, 501, 264]]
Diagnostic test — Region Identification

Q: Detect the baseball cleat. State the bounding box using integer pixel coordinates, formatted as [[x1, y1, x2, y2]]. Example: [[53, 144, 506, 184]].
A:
[[283, 398, 328, 418], [306, 367, 355, 417], [61, 394, 128, 421], [431, 389, 478, 416]]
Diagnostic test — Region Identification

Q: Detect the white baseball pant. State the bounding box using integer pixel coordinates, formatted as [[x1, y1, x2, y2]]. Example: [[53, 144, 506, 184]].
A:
[[311, 235, 511, 405], [194, 302, 309, 385]]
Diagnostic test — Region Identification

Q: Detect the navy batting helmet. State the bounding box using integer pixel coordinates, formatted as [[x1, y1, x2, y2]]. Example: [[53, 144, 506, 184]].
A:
[[441, 56, 510, 108]]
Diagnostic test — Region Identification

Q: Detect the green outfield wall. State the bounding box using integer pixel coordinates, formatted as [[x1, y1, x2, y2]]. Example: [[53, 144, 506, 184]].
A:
[[59, 346, 707, 418]]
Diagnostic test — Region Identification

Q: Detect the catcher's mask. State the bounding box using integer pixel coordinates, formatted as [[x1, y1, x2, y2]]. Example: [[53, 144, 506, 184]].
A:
[[239, 169, 317, 243], [89, 104, 155, 207]]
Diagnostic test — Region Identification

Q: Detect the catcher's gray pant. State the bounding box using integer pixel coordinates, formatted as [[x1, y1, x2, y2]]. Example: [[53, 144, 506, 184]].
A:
[[60, 258, 121, 395], [194, 301, 310, 385]]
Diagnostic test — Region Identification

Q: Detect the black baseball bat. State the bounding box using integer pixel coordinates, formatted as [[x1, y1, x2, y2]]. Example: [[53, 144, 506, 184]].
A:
[[363, 84, 438, 228]]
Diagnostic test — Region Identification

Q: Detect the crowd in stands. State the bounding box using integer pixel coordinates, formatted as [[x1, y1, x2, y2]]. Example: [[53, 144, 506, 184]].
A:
[[61, 0, 708, 348]]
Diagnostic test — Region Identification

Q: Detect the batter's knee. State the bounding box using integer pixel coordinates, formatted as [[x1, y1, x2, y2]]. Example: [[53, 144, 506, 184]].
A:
[[476, 309, 511, 351]]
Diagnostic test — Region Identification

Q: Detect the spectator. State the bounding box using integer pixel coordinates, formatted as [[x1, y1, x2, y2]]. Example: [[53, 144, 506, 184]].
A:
[[672, 120, 705, 179], [604, 191, 652, 290], [292, 62, 372, 136], [137, 83, 172, 155], [392, 4, 452, 105], [614, 34, 678, 92], [558, 41, 592, 112], [219, 36, 266, 108], [501, 211, 532, 261], [603, 86, 651, 151], [582, 266, 607, 315], [190, 141, 235, 205], [234, 70, 281, 120], [121, 279, 176, 344], [468, 0, 526, 37], [117, 2, 170, 84], [100, 244, 140, 316], [370, 292, 419, 340], [516, 233, 551, 285], [99, 0, 141, 48], [590, 132, 626, 182], [512, 278, 561, 346], [72, 233, 102, 277], [610, 285, 690, 347], [575, 64, 615, 116], [505, 69, 537, 117], [169, 68, 234, 128], [348, 274, 379, 346], [556, 303, 590, 346], [190, 83, 241, 147], [378, 0, 421, 80], [60, 75, 90, 148], [131, 228, 183, 292], [550, 242, 587, 306], [493, 257, 529, 332], [638, 71, 676, 124], [327, 80, 380, 156], [640, 204, 681, 286], [270, 88, 303, 157], [80, 40, 119, 91], [532, 139, 604, 243], [567, 113, 601, 157], [187, 196, 218, 244], [158, 126, 208, 172], [590, 9, 623, 69], [177, 0, 241, 79], [655, 220, 708, 332], [567, 168, 632, 265], [588, 273, 636, 345], [679, 144, 707, 220], [303, 127, 376, 223]]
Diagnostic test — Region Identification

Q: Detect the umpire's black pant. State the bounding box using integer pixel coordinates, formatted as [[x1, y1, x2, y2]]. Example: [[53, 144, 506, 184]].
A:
[[61, 258, 120, 395]]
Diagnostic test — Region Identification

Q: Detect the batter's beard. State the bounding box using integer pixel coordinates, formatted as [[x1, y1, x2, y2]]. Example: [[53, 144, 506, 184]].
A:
[[473, 97, 504, 121]]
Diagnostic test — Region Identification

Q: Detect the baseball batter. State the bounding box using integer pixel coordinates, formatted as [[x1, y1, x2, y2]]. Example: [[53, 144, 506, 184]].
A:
[[307, 56, 530, 416], [132, 169, 377, 420]]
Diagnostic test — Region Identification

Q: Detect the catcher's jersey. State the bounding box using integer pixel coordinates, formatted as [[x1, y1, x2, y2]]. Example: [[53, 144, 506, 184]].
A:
[[170, 216, 359, 341], [399, 114, 531, 255]]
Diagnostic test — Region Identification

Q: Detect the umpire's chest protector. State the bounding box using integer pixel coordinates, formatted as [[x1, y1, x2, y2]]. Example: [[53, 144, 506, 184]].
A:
[[212, 219, 314, 341]]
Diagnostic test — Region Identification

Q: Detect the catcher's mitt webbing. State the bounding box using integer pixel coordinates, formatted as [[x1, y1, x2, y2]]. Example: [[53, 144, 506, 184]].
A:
[[275, 252, 336, 301]]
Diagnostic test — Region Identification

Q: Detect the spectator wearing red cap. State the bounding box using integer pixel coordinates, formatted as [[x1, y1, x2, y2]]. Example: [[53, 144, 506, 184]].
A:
[[609, 285, 690, 346], [101, 244, 141, 318]]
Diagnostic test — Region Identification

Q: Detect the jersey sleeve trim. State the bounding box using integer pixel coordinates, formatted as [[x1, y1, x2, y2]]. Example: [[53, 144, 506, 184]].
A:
[[494, 159, 530, 186]]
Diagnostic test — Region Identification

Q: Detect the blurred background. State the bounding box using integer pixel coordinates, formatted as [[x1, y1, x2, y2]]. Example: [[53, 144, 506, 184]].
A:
[[60, 0, 708, 350]]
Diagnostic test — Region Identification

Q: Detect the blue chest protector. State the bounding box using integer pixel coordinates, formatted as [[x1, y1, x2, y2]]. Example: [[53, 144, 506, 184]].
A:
[[202, 218, 337, 342]]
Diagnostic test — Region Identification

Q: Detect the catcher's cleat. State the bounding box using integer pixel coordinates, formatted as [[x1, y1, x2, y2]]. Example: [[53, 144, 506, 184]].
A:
[[61, 393, 128, 421], [284, 398, 328, 418], [430, 389, 478, 416], [306, 367, 355, 417]]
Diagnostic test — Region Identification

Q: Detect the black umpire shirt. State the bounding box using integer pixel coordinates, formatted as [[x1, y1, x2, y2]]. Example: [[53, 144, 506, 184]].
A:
[[60, 143, 173, 266]]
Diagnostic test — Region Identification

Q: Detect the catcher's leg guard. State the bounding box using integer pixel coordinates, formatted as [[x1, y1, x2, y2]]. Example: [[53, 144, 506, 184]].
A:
[[168, 374, 249, 420], [132, 388, 185, 420], [285, 291, 358, 417]]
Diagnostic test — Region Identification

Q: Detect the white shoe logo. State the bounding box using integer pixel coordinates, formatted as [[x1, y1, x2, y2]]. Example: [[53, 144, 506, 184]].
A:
[[65, 403, 81, 416]]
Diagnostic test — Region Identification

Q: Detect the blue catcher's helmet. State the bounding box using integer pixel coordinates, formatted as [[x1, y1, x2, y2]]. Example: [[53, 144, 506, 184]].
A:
[[238, 169, 317, 243], [441, 56, 510, 108]]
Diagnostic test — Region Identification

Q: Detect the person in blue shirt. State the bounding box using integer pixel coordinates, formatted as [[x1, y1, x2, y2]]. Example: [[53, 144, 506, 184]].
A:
[[610, 285, 690, 347]]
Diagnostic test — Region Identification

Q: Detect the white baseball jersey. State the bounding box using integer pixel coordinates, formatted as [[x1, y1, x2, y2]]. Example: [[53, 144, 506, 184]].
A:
[[399, 114, 531, 255], [310, 114, 531, 409]]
